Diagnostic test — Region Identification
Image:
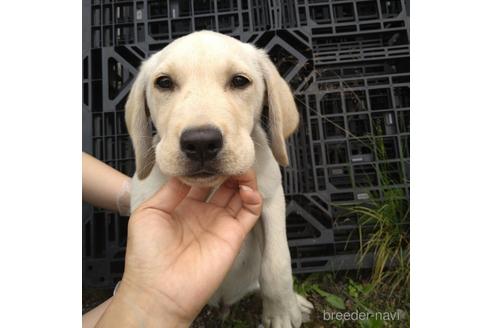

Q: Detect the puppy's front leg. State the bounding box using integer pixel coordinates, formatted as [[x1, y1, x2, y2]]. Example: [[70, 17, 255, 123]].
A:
[[259, 185, 313, 328]]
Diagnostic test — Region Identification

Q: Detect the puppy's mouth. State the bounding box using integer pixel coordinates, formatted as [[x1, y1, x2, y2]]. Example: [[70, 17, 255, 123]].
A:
[[179, 166, 226, 187], [187, 169, 218, 179]]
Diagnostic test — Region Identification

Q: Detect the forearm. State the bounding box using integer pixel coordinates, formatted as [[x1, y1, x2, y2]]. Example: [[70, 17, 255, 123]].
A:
[[82, 152, 131, 214], [95, 280, 191, 328], [83, 298, 112, 328]]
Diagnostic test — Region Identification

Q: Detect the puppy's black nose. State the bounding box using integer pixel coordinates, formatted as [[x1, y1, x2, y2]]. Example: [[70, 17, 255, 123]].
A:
[[180, 127, 223, 163]]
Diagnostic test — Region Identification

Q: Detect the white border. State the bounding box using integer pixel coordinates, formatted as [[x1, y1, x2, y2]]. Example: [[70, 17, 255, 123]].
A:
[[0, 1, 81, 326], [412, 1, 492, 327]]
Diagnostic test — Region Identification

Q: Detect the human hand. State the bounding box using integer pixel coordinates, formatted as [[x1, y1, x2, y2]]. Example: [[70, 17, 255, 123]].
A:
[[96, 170, 262, 327]]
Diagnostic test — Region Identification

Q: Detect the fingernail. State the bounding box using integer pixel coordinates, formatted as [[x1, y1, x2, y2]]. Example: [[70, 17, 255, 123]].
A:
[[239, 185, 253, 192]]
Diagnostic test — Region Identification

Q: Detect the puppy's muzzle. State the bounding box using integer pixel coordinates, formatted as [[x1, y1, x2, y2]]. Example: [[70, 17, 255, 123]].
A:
[[180, 126, 223, 164]]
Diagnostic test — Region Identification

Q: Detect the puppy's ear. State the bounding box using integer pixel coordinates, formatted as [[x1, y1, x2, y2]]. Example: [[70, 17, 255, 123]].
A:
[[257, 50, 299, 166], [125, 61, 155, 180]]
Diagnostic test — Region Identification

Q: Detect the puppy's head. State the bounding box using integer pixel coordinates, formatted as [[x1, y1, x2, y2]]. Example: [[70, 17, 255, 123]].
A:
[[125, 31, 298, 187]]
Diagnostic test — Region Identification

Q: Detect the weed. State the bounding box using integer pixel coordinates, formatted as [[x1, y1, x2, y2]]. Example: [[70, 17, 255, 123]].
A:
[[347, 130, 410, 300]]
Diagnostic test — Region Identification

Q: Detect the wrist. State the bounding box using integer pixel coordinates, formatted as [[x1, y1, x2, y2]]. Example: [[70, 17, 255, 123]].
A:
[[97, 278, 192, 328], [116, 178, 132, 216]]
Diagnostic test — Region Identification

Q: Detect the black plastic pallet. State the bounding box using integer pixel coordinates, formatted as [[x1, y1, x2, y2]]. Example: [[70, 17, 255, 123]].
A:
[[88, 0, 409, 48], [83, 0, 409, 288]]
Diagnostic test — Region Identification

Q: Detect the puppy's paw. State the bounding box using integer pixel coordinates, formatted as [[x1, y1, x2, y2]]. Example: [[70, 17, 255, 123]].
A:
[[295, 293, 314, 322], [261, 293, 312, 328]]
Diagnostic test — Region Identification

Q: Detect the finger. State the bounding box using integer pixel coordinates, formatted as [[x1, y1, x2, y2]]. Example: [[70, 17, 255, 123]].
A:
[[187, 186, 211, 202], [209, 180, 236, 207], [231, 169, 258, 192], [225, 192, 242, 216], [235, 185, 263, 233], [142, 178, 190, 214], [225, 169, 258, 215]]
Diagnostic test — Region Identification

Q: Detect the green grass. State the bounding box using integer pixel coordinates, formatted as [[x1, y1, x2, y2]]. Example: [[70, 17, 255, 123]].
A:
[[349, 131, 410, 300], [293, 272, 409, 328], [350, 189, 409, 298]]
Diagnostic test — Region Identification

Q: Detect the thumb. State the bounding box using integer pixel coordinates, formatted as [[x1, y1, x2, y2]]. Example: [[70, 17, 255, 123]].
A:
[[235, 185, 263, 234]]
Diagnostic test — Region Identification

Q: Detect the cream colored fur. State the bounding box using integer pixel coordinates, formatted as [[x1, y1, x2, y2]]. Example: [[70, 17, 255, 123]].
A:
[[126, 31, 313, 327]]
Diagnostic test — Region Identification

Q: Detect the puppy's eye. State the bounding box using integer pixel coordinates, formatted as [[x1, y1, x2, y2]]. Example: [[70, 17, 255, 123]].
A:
[[155, 76, 174, 90], [230, 75, 251, 89]]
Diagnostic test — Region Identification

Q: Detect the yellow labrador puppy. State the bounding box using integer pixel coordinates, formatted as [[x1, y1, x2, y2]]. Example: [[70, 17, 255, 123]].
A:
[[126, 30, 313, 327]]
